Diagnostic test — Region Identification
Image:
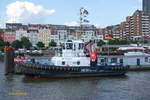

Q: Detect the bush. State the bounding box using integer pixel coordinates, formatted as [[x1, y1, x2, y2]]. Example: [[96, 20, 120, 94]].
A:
[[97, 40, 105, 46], [49, 41, 57, 47]]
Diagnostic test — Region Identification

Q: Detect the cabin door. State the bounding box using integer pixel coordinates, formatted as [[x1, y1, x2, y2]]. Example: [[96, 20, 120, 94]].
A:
[[137, 59, 140, 66]]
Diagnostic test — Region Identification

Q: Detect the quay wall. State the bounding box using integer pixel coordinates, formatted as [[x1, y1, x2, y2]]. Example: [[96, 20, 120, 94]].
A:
[[0, 55, 4, 62], [128, 65, 150, 71]]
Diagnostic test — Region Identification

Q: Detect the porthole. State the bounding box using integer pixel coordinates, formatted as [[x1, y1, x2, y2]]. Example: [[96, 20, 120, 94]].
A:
[[62, 61, 65, 65], [77, 61, 80, 65]]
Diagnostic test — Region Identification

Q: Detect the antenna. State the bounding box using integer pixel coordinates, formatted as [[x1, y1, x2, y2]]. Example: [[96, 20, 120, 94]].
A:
[[79, 7, 89, 40]]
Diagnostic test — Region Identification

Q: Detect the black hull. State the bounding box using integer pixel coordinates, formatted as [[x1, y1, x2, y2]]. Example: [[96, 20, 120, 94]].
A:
[[16, 63, 129, 78], [25, 72, 126, 78]]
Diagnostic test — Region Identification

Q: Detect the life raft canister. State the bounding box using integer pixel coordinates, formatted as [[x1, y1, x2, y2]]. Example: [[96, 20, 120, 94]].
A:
[[89, 52, 97, 61]]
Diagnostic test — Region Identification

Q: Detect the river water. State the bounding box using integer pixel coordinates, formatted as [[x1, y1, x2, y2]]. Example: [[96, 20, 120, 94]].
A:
[[0, 62, 150, 100]]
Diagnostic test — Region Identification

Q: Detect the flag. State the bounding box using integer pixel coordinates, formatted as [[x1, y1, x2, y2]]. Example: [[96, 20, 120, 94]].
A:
[[83, 9, 89, 15], [86, 42, 91, 50], [83, 19, 89, 23], [84, 15, 87, 17], [91, 43, 97, 52], [107, 34, 115, 40]]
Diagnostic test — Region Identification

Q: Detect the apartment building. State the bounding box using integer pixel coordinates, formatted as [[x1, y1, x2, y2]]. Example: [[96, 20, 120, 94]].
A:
[[3, 29, 16, 43], [16, 25, 29, 40], [119, 10, 150, 40], [38, 26, 51, 47]]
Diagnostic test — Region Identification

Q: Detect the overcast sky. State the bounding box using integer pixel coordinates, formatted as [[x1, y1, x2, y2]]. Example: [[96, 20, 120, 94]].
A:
[[0, 0, 142, 28]]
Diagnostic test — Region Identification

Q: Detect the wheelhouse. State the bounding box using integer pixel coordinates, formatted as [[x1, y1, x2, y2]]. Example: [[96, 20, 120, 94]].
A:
[[61, 40, 85, 51]]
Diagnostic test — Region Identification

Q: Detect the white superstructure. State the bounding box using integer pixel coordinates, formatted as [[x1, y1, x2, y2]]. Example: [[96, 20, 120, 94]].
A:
[[51, 40, 90, 67], [118, 47, 149, 56]]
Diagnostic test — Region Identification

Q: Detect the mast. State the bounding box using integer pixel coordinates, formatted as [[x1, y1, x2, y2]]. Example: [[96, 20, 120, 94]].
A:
[[79, 7, 89, 40]]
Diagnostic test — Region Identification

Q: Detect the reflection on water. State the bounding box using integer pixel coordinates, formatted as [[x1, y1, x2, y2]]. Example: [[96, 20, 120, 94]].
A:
[[1, 62, 150, 100]]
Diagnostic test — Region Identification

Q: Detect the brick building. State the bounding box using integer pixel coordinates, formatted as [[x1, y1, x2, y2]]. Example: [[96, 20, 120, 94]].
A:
[[120, 10, 150, 40]]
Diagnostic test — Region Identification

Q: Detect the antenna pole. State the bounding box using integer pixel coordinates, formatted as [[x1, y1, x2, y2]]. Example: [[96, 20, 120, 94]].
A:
[[79, 7, 89, 41], [79, 8, 83, 40]]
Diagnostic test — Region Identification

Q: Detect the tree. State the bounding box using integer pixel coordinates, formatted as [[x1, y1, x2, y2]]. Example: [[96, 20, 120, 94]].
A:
[[0, 39, 5, 51], [49, 41, 57, 47], [21, 37, 32, 49], [130, 40, 138, 44], [108, 39, 130, 45], [36, 41, 45, 48], [119, 40, 130, 45], [139, 40, 149, 44], [108, 39, 119, 45], [0, 28, 4, 33], [11, 40, 23, 49], [0, 39, 4, 47], [97, 40, 105, 46], [5, 42, 10, 47], [143, 40, 148, 44]]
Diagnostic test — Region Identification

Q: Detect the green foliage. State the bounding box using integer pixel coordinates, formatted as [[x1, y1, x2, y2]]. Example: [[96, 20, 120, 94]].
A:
[[129, 40, 148, 44], [4, 42, 10, 47], [108, 39, 130, 45], [0, 29, 4, 33], [97, 40, 105, 46], [49, 41, 57, 47], [143, 40, 149, 44], [129, 40, 138, 44], [36, 41, 45, 48], [0, 39, 5, 51], [139, 40, 148, 44], [108, 39, 149, 45], [11, 40, 23, 49], [21, 37, 32, 49], [0, 39, 4, 47]]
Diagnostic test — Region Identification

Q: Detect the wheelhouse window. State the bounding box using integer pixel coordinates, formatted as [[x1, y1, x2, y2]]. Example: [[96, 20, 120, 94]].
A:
[[79, 43, 84, 50], [111, 58, 117, 63], [61, 43, 65, 49], [101, 59, 105, 63], [66, 43, 73, 49], [120, 59, 123, 64], [145, 57, 148, 62]]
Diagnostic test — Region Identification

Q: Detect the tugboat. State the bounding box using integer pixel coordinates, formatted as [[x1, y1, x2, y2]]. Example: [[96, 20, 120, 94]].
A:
[[16, 8, 129, 78], [17, 39, 129, 78]]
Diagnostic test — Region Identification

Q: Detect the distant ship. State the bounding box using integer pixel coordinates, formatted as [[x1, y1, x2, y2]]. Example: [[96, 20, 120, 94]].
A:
[[16, 40, 129, 78]]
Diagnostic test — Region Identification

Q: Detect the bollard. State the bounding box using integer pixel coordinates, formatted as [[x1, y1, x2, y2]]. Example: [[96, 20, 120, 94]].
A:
[[4, 47, 15, 75]]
